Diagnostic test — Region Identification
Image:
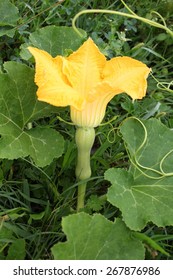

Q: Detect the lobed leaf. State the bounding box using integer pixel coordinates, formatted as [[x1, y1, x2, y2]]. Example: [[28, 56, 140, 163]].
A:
[[51, 212, 145, 260], [0, 61, 64, 167], [105, 118, 173, 230]]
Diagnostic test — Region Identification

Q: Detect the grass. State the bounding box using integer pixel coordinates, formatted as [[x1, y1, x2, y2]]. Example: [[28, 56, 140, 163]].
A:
[[0, 0, 173, 260]]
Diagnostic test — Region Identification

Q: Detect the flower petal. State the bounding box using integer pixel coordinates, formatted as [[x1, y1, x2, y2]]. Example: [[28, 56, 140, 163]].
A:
[[102, 56, 151, 100], [28, 47, 84, 110], [63, 38, 106, 99], [89, 81, 121, 102]]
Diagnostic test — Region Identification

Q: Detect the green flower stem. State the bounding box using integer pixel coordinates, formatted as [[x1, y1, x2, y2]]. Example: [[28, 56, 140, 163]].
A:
[[75, 127, 95, 211], [77, 182, 87, 212]]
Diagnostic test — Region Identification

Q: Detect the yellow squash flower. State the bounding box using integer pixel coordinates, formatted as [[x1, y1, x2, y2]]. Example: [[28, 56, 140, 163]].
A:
[[28, 38, 150, 128]]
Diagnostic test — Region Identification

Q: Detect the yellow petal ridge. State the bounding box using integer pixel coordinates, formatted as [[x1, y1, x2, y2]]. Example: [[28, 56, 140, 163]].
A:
[[63, 38, 106, 99]]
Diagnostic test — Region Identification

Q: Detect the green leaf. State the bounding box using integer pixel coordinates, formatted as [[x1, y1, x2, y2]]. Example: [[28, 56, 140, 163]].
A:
[[105, 118, 173, 230], [0, 26, 16, 38], [0, 225, 14, 252], [6, 239, 26, 260], [0, 0, 19, 37], [51, 213, 145, 260], [86, 195, 104, 211], [20, 26, 87, 60], [0, 61, 64, 167]]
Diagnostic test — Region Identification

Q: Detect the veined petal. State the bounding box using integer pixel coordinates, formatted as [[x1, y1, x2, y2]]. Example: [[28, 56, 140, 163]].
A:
[[28, 47, 84, 110], [102, 56, 151, 100], [70, 92, 113, 127], [63, 38, 106, 98]]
